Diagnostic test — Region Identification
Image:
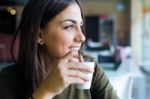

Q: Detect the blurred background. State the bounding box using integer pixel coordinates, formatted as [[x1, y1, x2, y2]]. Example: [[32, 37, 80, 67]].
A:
[[0, 0, 150, 99]]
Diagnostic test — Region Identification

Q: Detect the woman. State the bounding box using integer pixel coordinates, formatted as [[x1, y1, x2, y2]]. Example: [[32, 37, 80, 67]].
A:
[[0, 0, 119, 99]]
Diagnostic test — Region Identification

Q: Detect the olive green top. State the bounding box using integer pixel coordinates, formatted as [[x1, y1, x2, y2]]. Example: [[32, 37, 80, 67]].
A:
[[0, 62, 119, 99]]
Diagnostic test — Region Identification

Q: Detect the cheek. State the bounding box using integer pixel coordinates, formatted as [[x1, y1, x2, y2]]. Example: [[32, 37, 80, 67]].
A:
[[45, 33, 74, 58], [57, 35, 74, 56]]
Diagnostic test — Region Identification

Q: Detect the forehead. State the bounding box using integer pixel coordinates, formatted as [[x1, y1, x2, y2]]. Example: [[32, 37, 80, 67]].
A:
[[53, 3, 82, 23]]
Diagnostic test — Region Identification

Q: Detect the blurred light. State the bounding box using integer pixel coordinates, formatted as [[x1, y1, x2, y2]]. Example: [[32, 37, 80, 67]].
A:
[[6, 7, 16, 15], [116, 2, 125, 11], [10, 9, 16, 15]]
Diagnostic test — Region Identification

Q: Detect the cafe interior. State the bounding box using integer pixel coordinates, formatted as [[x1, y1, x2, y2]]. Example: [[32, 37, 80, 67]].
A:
[[0, 0, 150, 99]]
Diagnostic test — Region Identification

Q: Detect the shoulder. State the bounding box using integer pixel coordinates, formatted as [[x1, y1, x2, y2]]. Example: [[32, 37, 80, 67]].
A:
[[0, 64, 18, 78], [0, 64, 20, 86], [89, 61, 119, 98], [0, 64, 24, 98], [0, 64, 23, 88]]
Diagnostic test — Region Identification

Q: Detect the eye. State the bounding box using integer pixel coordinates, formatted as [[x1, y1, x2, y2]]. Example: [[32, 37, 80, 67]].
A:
[[80, 25, 84, 29], [80, 25, 84, 32], [64, 25, 74, 29]]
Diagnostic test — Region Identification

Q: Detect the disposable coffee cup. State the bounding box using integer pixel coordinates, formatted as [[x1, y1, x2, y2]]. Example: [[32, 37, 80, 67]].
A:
[[76, 62, 95, 90]]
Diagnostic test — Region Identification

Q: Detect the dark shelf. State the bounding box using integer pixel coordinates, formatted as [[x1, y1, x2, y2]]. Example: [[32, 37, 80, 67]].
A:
[[0, 0, 26, 5]]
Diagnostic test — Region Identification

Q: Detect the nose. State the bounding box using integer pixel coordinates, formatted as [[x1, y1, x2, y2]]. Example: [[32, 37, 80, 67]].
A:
[[74, 28, 86, 43]]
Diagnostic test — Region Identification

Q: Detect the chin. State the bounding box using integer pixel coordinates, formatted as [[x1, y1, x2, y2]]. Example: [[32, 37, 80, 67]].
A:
[[57, 51, 68, 58]]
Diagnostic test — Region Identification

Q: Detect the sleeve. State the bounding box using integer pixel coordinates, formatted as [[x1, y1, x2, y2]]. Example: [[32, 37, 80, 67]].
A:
[[0, 70, 19, 99], [91, 62, 119, 99]]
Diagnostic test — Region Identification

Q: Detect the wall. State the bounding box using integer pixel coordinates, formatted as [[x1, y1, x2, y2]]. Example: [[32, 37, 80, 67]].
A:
[[82, 0, 131, 46], [131, 0, 143, 65]]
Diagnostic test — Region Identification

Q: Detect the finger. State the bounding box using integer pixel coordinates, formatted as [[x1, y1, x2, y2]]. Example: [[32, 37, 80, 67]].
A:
[[67, 69, 92, 81], [66, 76, 87, 84], [69, 57, 80, 63], [60, 51, 79, 62], [71, 50, 79, 59], [67, 51, 84, 62], [78, 54, 84, 62]]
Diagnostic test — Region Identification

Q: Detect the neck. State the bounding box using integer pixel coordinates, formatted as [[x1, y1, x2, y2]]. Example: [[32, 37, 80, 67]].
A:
[[44, 55, 58, 74]]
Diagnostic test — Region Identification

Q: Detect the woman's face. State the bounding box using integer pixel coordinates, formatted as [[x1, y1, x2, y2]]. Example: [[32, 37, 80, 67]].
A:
[[40, 3, 85, 59]]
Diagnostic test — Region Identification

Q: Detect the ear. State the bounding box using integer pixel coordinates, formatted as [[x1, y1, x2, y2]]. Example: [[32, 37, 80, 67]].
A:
[[37, 29, 45, 45]]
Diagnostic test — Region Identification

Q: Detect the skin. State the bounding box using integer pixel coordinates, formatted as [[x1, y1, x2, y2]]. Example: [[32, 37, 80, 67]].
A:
[[33, 3, 94, 99]]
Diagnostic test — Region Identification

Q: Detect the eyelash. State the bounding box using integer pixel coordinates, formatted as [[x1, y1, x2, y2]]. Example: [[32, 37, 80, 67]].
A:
[[64, 25, 84, 31], [80, 25, 84, 29], [64, 25, 74, 29]]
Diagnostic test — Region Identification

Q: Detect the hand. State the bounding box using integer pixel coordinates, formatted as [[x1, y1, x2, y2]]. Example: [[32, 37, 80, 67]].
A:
[[33, 51, 94, 99]]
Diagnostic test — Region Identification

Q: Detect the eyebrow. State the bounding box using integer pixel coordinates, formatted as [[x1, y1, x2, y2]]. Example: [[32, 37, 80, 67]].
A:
[[60, 19, 83, 25]]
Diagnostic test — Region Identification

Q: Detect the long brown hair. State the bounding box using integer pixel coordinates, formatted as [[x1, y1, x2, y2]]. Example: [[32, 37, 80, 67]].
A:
[[11, 0, 83, 98]]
